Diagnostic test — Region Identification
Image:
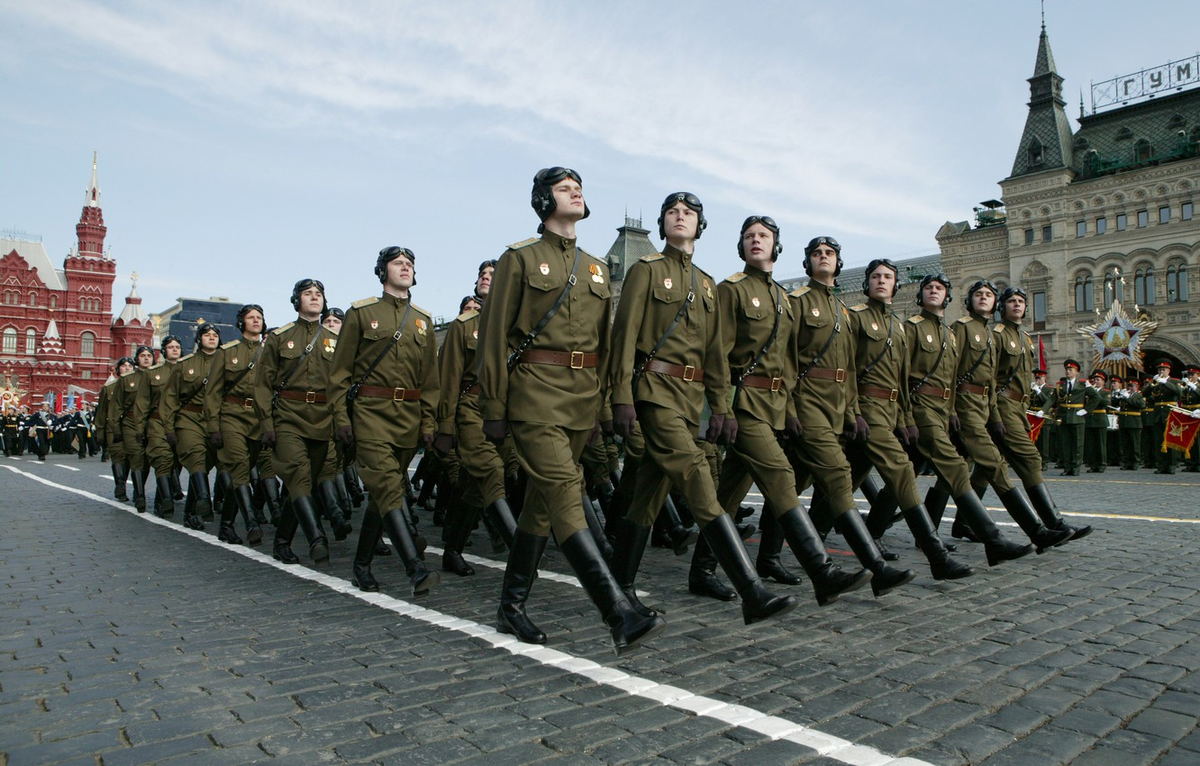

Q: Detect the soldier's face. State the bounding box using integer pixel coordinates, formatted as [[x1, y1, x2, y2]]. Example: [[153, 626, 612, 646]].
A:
[[808, 245, 838, 279], [118, 361, 134, 375], [1035, 374, 1047, 385], [385, 255, 415, 291], [741, 223, 775, 268], [463, 297, 481, 313], [242, 310, 264, 335], [551, 179, 585, 221], [137, 350, 154, 368], [164, 341, 182, 361], [1066, 367, 1078, 380], [1129, 382, 1139, 392], [921, 281, 946, 308], [866, 267, 896, 303], [971, 288, 996, 315], [662, 202, 699, 241], [322, 315, 342, 332], [199, 330, 220, 351], [299, 287, 324, 315], [475, 266, 494, 298], [1004, 295, 1026, 321]]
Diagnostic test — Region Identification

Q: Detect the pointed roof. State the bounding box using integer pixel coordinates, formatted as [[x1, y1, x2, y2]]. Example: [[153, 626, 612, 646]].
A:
[[85, 151, 101, 208], [604, 214, 658, 282], [38, 319, 66, 357], [1007, 23, 1075, 179], [1032, 23, 1057, 78], [114, 274, 148, 327]]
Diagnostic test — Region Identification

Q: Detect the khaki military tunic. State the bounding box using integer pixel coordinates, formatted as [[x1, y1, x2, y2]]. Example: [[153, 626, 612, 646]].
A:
[[906, 309, 976, 497], [146, 361, 179, 475], [477, 230, 610, 538], [209, 337, 265, 487], [991, 319, 1045, 486], [328, 292, 438, 512], [950, 314, 1014, 494], [96, 379, 122, 462], [115, 368, 152, 469], [255, 318, 335, 498], [609, 245, 727, 528], [162, 350, 221, 474], [440, 309, 505, 506]]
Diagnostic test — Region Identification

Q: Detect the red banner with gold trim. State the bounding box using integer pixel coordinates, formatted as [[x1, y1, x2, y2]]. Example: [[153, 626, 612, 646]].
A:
[[1027, 411, 1045, 443], [1162, 408, 1200, 457]]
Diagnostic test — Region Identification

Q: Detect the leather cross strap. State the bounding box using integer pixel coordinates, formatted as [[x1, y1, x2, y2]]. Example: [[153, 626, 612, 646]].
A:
[[518, 349, 598, 369], [355, 385, 422, 401], [643, 359, 705, 383]]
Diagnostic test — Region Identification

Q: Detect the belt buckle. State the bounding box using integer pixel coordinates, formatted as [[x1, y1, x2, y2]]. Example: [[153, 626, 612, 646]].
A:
[[889, 388, 899, 402], [941, 387, 952, 400], [834, 368, 846, 383], [683, 365, 696, 382], [243, 398, 254, 408], [983, 385, 990, 398], [570, 351, 585, 370], [305, 391, 317, 404], [770, 377, 783, 393], [392, 387, 407, 402]]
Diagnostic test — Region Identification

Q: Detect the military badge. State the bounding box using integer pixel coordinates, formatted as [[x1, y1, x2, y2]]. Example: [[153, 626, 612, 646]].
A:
[[416, 319, 427, 335], [812, 308, 820, 317], [287, 340, 294, 349], [188, 368, 194, 375], [472, 330, 478, 339], [974, 334, 981, 342], [154, 374, 160, 381], [231, 358, 238, 365], [370, 319, 378, 330], [703, 279, 713, 299], [539, 263, 550, 275], [664, 277, 673, 289], [751, 297, 760, 308], [926, 335, 933, 343], [324, 338, 336, 352], [590, 263, 605, 284], [1010, 341, 1017, 348]]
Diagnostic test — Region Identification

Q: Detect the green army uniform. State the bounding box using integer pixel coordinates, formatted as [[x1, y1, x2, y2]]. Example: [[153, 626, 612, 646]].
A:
[[1141, 392, 1159, 468], [329, 291, 439, 593], [1048, 378, 1089, 475], [1084, 384, 1111, 472], [2, 411, 19, 456], [163, 347, 221, 526], [145, 360, 180, 514], [1106, 391, 1122, 467], [948, 314, 1015, 496], [96, 377, 127, 497], [1030, 382, 1054, 467], [114, 367, 152, 510], [207, 336, 267, 544], [1181, 376, 1200, 471], [1143, 373, 1182, 473], [1116, 387, 1145, 469]]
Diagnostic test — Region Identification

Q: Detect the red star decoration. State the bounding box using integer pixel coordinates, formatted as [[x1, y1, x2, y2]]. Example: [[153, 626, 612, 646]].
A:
[[1091, 316, 1139, 360]]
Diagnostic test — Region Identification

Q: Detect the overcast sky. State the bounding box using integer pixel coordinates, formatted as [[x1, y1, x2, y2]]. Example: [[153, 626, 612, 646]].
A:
[[2, 1, 1196, 326]]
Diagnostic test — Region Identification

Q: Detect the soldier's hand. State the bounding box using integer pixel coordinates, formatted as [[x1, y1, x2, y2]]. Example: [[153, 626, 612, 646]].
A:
[[165, 431, 177, 447], [260, 430, 276, 449], [987, 419, 1007, 439], [137, 432, 147, 445], [895, 427, 910, 445], [612, 404, 637, 439], [421, 432, 434, 450], [335, 425, 355, 447], [1076, 410, 1088, 417], [949, 414, 962, 433], [209, 432, 224, 449], [432, 432, 455, 456], [905, 424, 919, 444], [704, 413, 725, 443], [482, 419, 508, 444], [852, 415, 870, 442], [600, 419, 614, 438], [718, 415, 739, 445], [1035, 409, 1045, 417], [784, 416, 803, 439]]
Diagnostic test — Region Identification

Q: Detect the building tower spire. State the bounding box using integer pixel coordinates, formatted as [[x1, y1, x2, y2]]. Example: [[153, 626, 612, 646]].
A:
[[76, 152, 107, 258], [1007, 20, 1075, 179]]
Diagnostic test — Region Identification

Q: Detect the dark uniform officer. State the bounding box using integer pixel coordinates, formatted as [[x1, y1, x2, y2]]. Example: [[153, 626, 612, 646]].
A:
[[479, 167, 664, 655], [1083, 370, 1111, 472], [1180, 366, 1200, 472], [256, 279, 336, 564], [329, 247, 440, 596], [163, 324, 222, 529], [147, 336, 183, 516], [1143, 360, 1183, 473], [2, 407, 19, 456], [1115, 378, 1146, 469], [1048, 360, 1090, 475]]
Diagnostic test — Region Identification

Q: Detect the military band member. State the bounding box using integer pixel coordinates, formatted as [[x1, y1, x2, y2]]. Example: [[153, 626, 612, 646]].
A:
[[1105, 375, 1123, 468], [2, 406, 19, 456], [1083, 370, 1111, 472], [1181, 365, 1200, 472], [257, 279, 335, 564], [1144, 360, 1183, 474], [1115, 377, 1146, 469], [163, 324, 222, 530], [147, 335, 183, 515], [27, 402, 52, 461], [479, 167, 665, 654], [1049, 359, 1090, 475], [329, 247, 440, 596]]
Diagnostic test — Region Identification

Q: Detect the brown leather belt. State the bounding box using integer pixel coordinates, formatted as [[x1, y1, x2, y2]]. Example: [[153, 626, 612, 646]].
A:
[[181, 403, 203, 414], [224, 395, 256, 408], [356, 385, 422, 401], [999, 388, 1029, 404], [461, 382, 481, 396], [149, 411, 161, 421], [740, 374, 785, 392], [277, 390, 327, 404], [860, 385, 900, 402], [519, 349, 598, 369], [643, 359, 704, 383], [957, 382, 990, 396], [804, 367, 847, 383], [913, 383, 952, 399]]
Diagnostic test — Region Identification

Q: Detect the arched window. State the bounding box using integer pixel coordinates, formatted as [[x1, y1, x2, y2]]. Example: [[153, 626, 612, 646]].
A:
[[1103, 270, 1124, 306], [1074, 275, 1094, 312], [1028, 138, 1044, 167], [1167, 264, 1190, 302], [1135, 139, 1153, 162], [49, 295, 57, 309], [2, 327, 16, 354], [28, 292, 37, 306], [1134, 267, 1157, 306], [25, 329, 35, 355], [80, 331, 96, 358]]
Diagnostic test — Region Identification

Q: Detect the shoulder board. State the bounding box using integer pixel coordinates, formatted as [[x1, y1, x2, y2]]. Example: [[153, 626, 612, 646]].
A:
[[907, 315, 925, 325], [508, 237, 538, 250], [349, 296, 378, 309], [411, 303, 431, 317], [723, 272, 748, 284], [849, 303, 868, 312], [578, 247, 597, 261], [178, 352, 196, 363], [955, 316, 972, 325], [220, 339, 240, 349], [640, 253, 665, 262], [992, 324, 1005, 334], [455, 309, 479, 322], [272, 322, 295, 335], [789, 286, 811, 298], [147, 361, 167, 371]]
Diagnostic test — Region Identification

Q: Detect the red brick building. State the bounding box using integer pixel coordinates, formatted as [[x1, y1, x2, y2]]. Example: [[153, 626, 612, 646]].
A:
[[0, 156, 152, 409]]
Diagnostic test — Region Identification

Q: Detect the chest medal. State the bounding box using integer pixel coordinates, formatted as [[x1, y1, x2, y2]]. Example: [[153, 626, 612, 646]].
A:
[[539, 263, 550, 275], [664, 277, 673, 289]]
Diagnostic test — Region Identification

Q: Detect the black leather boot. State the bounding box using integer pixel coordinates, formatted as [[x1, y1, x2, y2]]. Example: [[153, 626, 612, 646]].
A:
[[442, 505, 478, 577], [217, 478, 244, 546], [261, 476, 282, 526], [234, 484, 262, 546], [352, 511, 382, 592], [702, 514, 798, 625], [775, 504, 872, 606], [663, 495, 699, 556], [129, 468, 147, 512], [688, 532, 737, 601], [609, 520, 660, 618], [755, 509, 801, 585], [182, 475, 206, 531], [248, 467, 269, 525], [292, 495, 330, 563], [272, 500, 300, 564], [484, 498, 517, 551], [901, 505, 973, 580], [582, 493, 614, 561], [953, 492, 1033, 566], [169, 469, 184, 500], [559, 530, 667, 657], [382, 507, 439, 595], [923, 483, 956, 551], [997, 488, 1072, 553], [317, 480, 352, 541], [189, 471, 213, 521], [112, 462, 129, 501], [344, 463, 366, 508], [153, 474, 174, 517], [1026, 482, 1092, 543], [834, 511, 915, 597], [497, 531, 548, 644]]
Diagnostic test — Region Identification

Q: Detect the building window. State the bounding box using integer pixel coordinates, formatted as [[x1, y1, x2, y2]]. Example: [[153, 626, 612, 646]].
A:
[[1167, 265, 1189, 303], [1042, 225, 1052, 242], [1159, 206, 1171, 224], [1135, 139, 1152, 162], [1024, 228, 1034, 245], [1137, 210, 1149, 228], [1103, 271, 1124, 306], [81, 370, 91, 380], [28, 292, 37, 306], [25, 329, 35, 355], [1116, 214, 1128, 231], [1096, 217, 1107, 234], [1028, 139, 1044, 166], [1183, 202, 1193, 221], [49, 295, 57, 309], [1032, 290, 1047, 331], [1134, 268, 1157, 306], [1074, 276, 1094, 312], [2, 328, 16, 354], [1076, 221, 1086, 238], [80, 331, 96, 358]]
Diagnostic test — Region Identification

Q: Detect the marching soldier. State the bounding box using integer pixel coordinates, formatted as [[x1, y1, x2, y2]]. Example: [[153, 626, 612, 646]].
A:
[[329, 247, 440, 595], [1049, 360, 1091, 476], [114, 346, 155, 510], [1144, 360, 1182, 474], [479, 166, 665, 654], [163, 324, 222, 529], [1083, 370, 1111, 472], [1116, 377, 1145, 469], [97, 362, 128, 496], [147, 335, 183, 516], [256, 279, 335, 564], [1182, 365, 1200, 472]]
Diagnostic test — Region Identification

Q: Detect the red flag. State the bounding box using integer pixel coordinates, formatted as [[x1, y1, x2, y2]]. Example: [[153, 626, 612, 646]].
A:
[[1038, 335, 1047, 371], [1162, 409, 1200, 457], [1027, 411, 1045, 443]]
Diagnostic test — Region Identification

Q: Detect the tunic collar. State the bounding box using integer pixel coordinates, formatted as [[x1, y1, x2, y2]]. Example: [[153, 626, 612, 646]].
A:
[[541, 229, 576, 252], [663, 243, 692, 266]]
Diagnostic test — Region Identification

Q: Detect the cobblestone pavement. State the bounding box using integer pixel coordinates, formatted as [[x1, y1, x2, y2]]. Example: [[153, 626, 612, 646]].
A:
[[2, 454, 1198, 766]]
